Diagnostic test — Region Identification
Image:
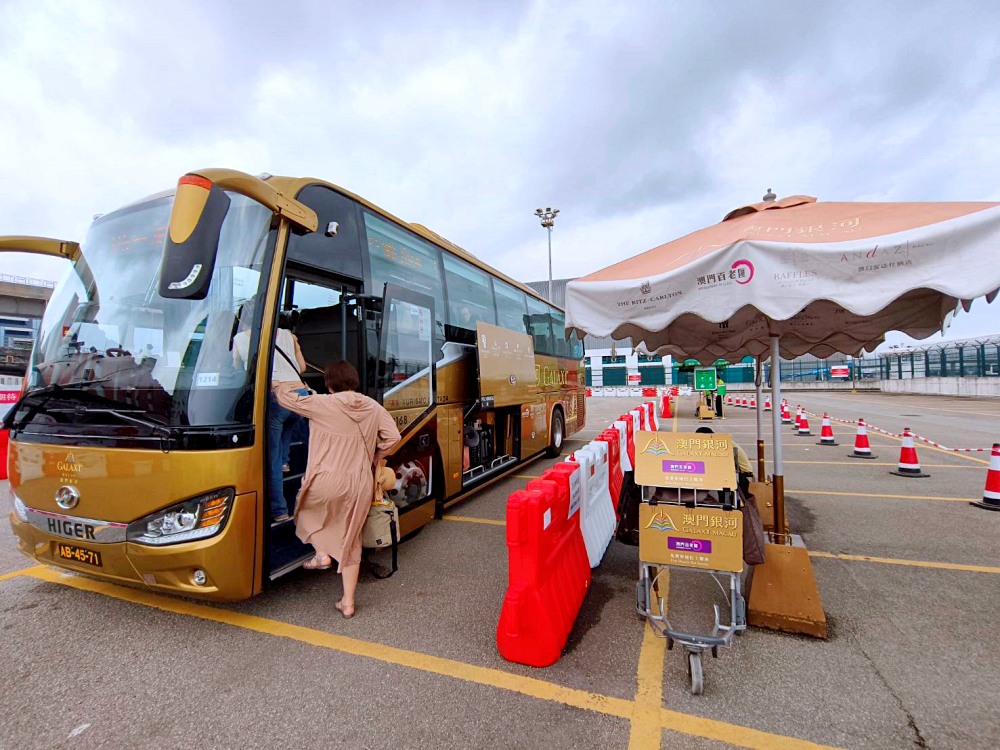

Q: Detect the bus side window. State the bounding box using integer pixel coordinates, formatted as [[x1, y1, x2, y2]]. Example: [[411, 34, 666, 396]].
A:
[[442, 254, 495, 341], [493, 280, 529, 336]]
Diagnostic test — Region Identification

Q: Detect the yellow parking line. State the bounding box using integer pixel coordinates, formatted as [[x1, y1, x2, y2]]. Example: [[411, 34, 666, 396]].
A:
[[0, 564, 45, 582], [809, 551, 1000, 575], [791, 489, 972, 503], [513, 474, 541, 480], [629, 622, 666, 750], [437, 516, 1000, 579], [775, 460, 978, 469], [11, 566, 837, 749], [443, 515, 506, 526]]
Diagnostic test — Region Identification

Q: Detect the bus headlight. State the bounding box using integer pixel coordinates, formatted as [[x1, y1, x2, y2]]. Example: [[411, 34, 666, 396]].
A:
[[12, 493, 28, 523], [127, 488, 234, 546]]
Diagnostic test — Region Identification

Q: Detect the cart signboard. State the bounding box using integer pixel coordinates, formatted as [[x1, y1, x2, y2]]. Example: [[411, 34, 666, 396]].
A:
[[639, 503, 743, 572], [693, 367, 717, 391], [633, 431, 737, 490]]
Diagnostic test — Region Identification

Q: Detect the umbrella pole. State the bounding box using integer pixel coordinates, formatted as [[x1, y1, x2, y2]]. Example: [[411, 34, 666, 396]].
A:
[[770, 336, 786, 544], [755, 356, 765, 482], [746, 335, 827, 638]]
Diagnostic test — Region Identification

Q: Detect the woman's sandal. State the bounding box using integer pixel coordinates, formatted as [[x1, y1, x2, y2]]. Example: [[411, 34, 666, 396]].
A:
[[335, 600, 356, 619], [303, 554, 332, 570]]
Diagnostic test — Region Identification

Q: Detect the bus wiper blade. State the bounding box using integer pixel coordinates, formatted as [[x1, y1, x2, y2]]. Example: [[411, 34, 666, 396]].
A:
[[22, 377, 113, 397], [2, 377, 113, 431], [78, 407, 174, 438]]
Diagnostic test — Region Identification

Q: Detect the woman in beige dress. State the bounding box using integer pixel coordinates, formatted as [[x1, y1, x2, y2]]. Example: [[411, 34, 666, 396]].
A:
[[273, 361, 400, 618]]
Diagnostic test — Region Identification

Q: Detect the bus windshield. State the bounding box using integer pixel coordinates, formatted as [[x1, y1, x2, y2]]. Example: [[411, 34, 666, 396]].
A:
[[24, 192, 274, 432]]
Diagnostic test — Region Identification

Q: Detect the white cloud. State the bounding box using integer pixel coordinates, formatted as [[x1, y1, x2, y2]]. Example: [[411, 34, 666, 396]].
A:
[[2, 0, 1000, 341]]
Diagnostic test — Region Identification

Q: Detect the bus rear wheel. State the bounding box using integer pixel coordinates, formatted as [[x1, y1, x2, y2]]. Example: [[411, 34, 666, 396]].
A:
[[546, 408, 565, 457]]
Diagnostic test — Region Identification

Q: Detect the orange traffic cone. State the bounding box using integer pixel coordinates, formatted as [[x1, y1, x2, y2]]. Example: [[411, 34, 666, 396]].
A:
[[781, 403, 792, 424], [816, 413, 838, 445], [848, 418, 878, 459], [660, 394, 673, 419], [764, 398, 771, 411], [793, 406, 803, 431], [972, 443, 1000, 510], [890, 427, 929, 478], [726, 394, 733, 406], [797, 413, 812, 436], [750, 397, 757, 409]]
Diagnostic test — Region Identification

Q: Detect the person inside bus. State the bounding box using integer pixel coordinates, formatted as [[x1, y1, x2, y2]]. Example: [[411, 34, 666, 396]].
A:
[[273, 361, 400, 619], [233, 301, 307, 523]]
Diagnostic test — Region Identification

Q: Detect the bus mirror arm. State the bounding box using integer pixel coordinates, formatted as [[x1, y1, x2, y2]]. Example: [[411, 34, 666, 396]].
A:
[[0, 236, 99, 307], [0, 236, 81, 260]]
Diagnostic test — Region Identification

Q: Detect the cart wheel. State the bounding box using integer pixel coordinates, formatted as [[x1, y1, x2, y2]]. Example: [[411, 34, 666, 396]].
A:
[[666, 637, 674, 651], [711, 645, 719, 659], [687, 652, 704, 695]]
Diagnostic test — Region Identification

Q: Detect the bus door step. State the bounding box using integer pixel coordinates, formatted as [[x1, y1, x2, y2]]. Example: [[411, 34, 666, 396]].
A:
[[463, 455, 517, 485]]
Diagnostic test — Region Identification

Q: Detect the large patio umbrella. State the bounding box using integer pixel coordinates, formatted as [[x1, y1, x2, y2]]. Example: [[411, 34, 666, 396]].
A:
[[566, 194, 1000, 635]]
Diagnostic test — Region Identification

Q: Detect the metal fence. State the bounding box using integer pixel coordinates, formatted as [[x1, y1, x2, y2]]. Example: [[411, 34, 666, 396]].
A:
[[671, 338, 1000, 386], [0, 274, 55, 289], [877, 337, 1000, 379]]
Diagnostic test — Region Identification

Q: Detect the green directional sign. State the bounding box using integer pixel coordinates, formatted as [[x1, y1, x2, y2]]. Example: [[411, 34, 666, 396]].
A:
[[694, 366, 718, 391]]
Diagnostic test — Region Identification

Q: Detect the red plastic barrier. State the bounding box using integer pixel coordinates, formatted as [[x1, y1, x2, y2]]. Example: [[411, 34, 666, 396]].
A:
[[641, 387, 657, 397], [660, 394, 673, 419], [619, 414, 636, 467], [497, 477, 591, 667], [644, 401, 656, 431], [586, 387, 592, 397], [597, 429, 623, 513], [0, 430, 8, 481]]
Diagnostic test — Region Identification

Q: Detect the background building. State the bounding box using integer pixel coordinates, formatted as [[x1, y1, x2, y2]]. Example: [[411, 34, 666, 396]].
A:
[[0, 274, 53, 387]]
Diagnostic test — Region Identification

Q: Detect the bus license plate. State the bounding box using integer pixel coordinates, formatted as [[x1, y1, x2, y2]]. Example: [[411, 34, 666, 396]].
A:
[[55, 543, 103, 568]]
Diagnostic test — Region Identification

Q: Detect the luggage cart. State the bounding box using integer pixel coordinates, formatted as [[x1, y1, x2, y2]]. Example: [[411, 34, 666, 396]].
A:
[[635, 484, 746, 695]]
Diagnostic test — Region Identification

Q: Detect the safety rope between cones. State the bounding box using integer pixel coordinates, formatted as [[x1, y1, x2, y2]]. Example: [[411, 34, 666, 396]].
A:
[[800, 409, 991, 453]]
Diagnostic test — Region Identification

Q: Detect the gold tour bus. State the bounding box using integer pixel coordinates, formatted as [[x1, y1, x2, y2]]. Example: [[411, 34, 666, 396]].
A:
[[1, 169, 585, 601]]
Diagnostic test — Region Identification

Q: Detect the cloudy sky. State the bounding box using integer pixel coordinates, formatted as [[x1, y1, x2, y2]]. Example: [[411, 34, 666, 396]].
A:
[[2, 0, 999, 349]]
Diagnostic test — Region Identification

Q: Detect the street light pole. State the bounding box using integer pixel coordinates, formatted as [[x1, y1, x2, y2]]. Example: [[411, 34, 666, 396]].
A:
[[534, 207, 559, 300]]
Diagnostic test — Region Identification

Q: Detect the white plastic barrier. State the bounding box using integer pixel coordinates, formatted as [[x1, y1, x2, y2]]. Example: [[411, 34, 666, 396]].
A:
[[645, 401, 659, 432], [586, 440, 614, 526], [613, 419, 633, 471], [630, 409, 643, 441], [616, 387, 628, 398], [566, 447, 615, 568], [629, 387, 642, 397]]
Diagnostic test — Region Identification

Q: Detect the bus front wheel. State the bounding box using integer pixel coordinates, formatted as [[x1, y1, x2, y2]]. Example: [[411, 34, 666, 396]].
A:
[[546, 408, 565, 457]]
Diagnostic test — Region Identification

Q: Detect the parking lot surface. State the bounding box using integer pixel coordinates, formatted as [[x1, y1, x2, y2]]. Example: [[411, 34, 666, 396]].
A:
[[2, 391, 999, 749]]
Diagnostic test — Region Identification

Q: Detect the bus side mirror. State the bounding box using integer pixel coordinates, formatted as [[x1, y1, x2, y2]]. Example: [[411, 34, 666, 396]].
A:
[[158, 175, 231, 300]]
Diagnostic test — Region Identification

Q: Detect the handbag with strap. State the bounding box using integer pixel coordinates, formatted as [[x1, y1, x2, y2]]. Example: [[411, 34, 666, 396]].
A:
[[356, 419, 399, 578]]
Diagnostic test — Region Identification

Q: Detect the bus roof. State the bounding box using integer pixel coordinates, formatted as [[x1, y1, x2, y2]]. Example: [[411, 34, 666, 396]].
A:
[[264, 174, 563, 312]]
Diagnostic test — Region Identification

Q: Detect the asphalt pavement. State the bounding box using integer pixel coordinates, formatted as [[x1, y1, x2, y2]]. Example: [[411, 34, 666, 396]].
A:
[[2, 391, 999, 749]]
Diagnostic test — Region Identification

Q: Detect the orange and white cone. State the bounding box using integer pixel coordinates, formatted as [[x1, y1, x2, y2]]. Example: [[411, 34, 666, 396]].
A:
[[764, 398, 771, 411], [797, 413, 812, 436], [750, 396, 757, 409], [793, 406, 803, 431], [781, 403, 792, 424], [889, 427, 929, 478], [726, 394, 733, 406], [848, 418, 878, 459], [972, 443, 1000, 510], [816, 413, 838, 445]]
